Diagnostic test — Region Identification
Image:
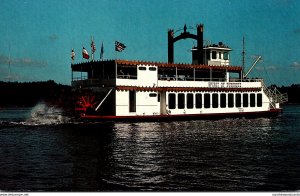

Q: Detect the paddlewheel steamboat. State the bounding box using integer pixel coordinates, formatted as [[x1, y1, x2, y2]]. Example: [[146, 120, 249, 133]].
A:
[[71, 24, 287, 121]]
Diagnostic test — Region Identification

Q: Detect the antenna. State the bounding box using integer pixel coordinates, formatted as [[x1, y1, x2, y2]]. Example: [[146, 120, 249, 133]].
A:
[[242, 36, 245, 74]]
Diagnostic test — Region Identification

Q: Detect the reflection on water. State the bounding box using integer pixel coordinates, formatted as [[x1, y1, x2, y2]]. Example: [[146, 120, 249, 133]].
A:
[[0, 105, 300, 191], [107, 119, 277, 191], [110, 123, 166, 190]]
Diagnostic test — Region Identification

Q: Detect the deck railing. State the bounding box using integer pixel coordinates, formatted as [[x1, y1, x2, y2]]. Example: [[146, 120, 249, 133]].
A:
[[230, 78, 263, 83], [261, 81, 288, 108], [72, 78, 115, 87]]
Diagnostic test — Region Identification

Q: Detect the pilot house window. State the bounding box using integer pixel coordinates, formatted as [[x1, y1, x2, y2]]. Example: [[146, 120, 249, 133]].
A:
[[223, 52, 229, 60], [212, 51, 217, 59]]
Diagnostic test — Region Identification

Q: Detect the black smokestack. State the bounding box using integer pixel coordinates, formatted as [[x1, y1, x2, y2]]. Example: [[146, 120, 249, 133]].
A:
[[197, 24, 204, 64], [168, 29, 174, 64]]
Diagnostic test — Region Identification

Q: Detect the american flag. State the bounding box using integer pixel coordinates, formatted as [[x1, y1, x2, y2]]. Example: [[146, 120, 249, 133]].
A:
[[115, 41, 126, 52], [91, 40, 96, 54]]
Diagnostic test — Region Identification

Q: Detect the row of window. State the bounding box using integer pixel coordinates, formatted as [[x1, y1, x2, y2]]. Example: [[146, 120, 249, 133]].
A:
[[168, 93, 263, 109], [138, 66, 157, 71], [209, 51, 229, 60]]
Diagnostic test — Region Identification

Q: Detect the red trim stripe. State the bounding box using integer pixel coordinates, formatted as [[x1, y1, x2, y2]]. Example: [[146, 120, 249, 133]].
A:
[[116, 86, 261, 92], [79, 109, 282, 121]]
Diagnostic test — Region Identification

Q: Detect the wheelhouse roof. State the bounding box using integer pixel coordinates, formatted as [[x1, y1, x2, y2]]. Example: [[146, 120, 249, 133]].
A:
[[71, 59, 242, 72]]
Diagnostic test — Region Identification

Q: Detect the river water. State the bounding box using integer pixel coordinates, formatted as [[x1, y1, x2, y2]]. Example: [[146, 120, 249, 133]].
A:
[[0, 104, 299, 191]]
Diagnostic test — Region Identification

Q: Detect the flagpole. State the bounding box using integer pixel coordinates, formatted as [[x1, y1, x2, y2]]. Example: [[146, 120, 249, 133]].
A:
[[91, 36, 94, 62], [82, 44, 84, 62], [81, 44, 83, 79], [115, 42, 117, 79], [114, 41, 126, 79], [100, 42, 104, 61], [115, 50, 118, 78]]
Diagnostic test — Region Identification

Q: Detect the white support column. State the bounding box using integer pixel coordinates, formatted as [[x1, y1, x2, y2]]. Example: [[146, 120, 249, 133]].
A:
[[193, 68, 195, 81], [226, 71, 230, 82]]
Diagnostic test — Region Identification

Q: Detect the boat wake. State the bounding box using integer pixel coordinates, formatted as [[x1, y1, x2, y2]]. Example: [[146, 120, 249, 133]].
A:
[[25, 103, 72, 125], [0, 103, 73, 127]]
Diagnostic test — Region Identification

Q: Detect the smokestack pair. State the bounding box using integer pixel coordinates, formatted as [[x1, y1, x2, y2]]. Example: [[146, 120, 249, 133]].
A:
[[168, 24, 204, 64]]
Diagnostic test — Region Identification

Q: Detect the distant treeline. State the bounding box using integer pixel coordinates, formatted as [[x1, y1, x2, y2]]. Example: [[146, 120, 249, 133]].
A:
[[0, 80, 73, 110], [276, 84, 300, 104], [0, 81, 299, 109]]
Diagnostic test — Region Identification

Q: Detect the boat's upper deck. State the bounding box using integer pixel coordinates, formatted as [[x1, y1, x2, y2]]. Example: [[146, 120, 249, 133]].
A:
[[114, 59, 242, 71], [71, 59, 263, 90], [71, 59, 242, 73]]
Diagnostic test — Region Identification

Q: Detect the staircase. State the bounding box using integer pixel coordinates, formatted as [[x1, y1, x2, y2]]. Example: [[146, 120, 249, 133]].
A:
[[261, 81, 288, 109]]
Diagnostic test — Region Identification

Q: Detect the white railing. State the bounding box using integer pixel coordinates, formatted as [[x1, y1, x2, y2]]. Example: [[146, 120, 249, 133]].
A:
[[72, 78, 115, 87], [261, 81, 288, 108], [230, 78, 263, 83]]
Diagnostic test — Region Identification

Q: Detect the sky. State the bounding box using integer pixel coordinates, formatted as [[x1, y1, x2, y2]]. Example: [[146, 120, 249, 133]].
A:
[[0, 0, 300, 86]]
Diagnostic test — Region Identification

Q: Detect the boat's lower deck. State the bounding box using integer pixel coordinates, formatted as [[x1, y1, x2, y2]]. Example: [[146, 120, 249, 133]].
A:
[[73, 80, 287, 122], [114, 89, 272, 116]]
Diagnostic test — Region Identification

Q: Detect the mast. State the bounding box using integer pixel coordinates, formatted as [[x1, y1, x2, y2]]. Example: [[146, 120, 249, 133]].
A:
[[242, 36, 245, 75]]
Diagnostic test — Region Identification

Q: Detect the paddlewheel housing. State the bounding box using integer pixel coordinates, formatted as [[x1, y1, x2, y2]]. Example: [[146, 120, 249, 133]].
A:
[[75, 95, 97, 112]]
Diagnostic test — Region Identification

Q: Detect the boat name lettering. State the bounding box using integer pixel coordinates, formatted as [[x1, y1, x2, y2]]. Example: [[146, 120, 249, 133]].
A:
[[208, 82, 241, 88], [227, 83, 241, 88], [208, 82, 220, 87]]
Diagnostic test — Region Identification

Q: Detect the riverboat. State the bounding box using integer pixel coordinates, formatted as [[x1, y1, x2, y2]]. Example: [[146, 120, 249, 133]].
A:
[[71, 24, 287, 121]]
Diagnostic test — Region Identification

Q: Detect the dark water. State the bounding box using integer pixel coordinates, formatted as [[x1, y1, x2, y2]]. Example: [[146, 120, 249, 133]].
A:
[[0, 104, 300, 191]]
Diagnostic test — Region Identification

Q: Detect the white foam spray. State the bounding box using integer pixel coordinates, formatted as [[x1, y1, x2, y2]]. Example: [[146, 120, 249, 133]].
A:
[[26, 102, 71, 125]]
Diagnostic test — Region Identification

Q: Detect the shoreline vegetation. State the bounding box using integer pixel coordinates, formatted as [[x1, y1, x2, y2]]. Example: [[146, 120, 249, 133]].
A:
[[0, 80, 73, 112], [0, 80, 299, 110]]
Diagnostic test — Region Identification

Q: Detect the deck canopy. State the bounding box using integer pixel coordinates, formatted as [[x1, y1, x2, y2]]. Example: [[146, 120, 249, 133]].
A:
[[72, 59, 242, 73]]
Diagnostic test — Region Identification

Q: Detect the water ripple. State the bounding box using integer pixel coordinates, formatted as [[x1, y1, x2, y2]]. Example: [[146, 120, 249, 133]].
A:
[[0, 105, 300, 191]]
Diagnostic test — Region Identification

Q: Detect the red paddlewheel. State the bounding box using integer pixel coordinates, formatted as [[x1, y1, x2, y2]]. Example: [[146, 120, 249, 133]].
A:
[[76, 95, 97, 111]]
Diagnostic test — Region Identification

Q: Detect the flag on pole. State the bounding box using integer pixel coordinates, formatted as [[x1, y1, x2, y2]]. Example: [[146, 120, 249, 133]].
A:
[[91, 36, 96, 61], [115, 41, 126, 52], [71, 49, 75, 61], [82, 47, 89, 59], [91, 38, 96, 54], [100, 42, 104, 60]]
